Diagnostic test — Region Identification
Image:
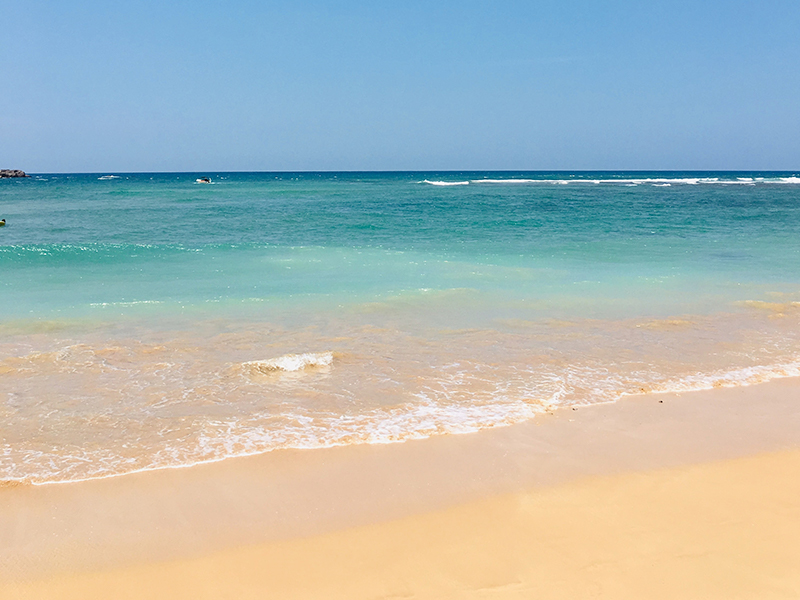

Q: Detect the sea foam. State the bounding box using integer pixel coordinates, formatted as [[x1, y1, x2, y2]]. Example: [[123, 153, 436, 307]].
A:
[[463, 176, 798, 186], [243, 351, 334, 373], [422, 180, 470, 186]]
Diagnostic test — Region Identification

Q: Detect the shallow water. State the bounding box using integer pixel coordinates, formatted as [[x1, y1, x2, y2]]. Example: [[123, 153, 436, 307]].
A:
[[2, 171, 800, 483]]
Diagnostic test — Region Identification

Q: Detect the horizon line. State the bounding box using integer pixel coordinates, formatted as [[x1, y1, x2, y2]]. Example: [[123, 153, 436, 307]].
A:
[[7, 168, 800, 176]]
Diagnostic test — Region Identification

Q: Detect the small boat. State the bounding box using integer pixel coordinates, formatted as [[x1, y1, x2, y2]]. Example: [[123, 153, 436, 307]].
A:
[[196, 177, 211, 184]]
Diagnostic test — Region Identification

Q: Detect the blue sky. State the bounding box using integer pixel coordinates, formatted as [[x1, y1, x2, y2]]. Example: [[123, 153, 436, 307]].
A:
[[1, 0, 799, 171]]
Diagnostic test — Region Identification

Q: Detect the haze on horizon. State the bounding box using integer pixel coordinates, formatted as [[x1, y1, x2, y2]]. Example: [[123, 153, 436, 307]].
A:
[[1, 0, 798, 173]]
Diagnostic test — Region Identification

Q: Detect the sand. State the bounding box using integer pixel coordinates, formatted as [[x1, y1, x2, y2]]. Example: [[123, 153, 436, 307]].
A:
[[2, 378, 800, 599], [5, 450, 800, 600]]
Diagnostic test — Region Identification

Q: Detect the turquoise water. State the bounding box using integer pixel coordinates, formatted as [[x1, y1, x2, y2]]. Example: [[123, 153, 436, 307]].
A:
[[2, 172, 800, 483]]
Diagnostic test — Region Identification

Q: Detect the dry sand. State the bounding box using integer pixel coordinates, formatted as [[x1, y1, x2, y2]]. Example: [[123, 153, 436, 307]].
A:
[[2, 378, 800, 599], [5, 450, 799, 600]]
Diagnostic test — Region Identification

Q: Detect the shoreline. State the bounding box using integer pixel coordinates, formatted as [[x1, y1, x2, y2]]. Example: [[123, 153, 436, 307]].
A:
[[2, 377, 799, 596], [10, 362, 800, 490]]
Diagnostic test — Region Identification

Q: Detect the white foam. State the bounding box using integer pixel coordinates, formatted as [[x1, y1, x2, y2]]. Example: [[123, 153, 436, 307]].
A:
[[16, 355, 800, 486], [644, 360, 800, 396], [422, 180, 469, 186], [97, 175, 119, 180], [601, 178, 716, 185], [244, 351, 334, 372], [89, 300, 164, 307], [455, 177, 788, 186], [471, 179, 538, 184]]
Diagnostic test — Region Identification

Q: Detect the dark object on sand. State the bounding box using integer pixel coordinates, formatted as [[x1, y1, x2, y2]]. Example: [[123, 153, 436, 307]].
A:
[[0, 170, 29, 178]]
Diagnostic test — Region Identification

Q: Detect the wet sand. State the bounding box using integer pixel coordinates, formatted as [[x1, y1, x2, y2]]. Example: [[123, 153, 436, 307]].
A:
[[2, 378, 800, 598]]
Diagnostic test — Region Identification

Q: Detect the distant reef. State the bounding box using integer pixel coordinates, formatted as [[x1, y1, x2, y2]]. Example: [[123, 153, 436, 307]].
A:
[[0, 169, 30, 178]]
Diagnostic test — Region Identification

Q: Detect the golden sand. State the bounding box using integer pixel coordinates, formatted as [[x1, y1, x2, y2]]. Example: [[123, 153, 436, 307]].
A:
[[3, 449, 799, 599], [2, 379, 800, 599]]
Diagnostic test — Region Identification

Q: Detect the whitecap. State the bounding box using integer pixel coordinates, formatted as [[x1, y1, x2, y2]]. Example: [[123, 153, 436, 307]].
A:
[[89, 300, 164, 307], [422, 180, 469, 186], [470, 179, 538, 184], [244, 351, 334, 373]]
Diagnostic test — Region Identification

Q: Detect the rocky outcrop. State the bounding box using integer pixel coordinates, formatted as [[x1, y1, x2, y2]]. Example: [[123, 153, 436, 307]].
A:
[[0, 169, 30, 178]]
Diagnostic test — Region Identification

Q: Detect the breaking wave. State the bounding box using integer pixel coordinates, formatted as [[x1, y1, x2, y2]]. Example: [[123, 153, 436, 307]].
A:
[[422, 180, 470, 186], [466, 176, 800, 186], [5, 346, 800, 486], [243, 351, 334, 373]]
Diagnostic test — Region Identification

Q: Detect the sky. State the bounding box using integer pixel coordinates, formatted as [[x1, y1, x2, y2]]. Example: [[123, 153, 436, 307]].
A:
[[1, 0, 799, 172]]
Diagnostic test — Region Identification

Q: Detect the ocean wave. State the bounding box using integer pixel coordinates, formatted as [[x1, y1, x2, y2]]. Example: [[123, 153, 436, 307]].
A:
[[243, 351, 334, 373], [89, 300, 165, 307], [10, 355, 800, 488], [422, 180, 470, 186], [463, 177, 797, 186], [6, 304, 800, 486], [640, 360, 800, 396], [470, 179, 538, 184], [8, 352, 800, 486], [97, 175, 120, 180]]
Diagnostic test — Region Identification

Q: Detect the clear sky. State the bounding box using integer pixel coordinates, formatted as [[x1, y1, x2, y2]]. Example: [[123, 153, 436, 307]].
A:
[[2, 0, 799, 172]]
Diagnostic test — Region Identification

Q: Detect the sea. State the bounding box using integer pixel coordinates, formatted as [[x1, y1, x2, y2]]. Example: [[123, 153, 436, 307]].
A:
[[2, 171, 800, 484]]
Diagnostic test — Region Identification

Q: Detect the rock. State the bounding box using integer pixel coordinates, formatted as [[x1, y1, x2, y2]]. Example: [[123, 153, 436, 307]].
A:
[[0, 169, 30, 178]]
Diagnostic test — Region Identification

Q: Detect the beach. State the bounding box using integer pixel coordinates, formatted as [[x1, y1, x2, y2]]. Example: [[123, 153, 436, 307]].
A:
[[2, 377, 799, 599], [5, 0, 800, 592], [4, 173, 800, 487], [3, 172, 800, 597]]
